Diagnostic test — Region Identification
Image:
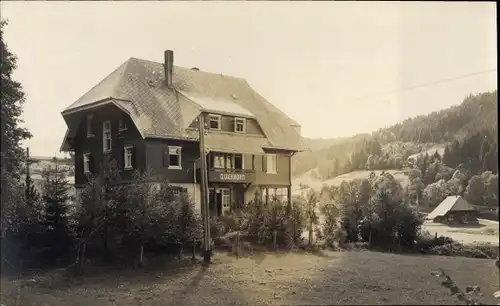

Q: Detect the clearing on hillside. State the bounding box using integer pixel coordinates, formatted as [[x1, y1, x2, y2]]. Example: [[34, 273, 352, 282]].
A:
[[293, 169, 410, 195]]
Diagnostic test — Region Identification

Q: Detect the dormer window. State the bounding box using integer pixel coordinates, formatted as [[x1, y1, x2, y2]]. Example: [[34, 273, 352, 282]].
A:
[[209, 114, 221, 130], [234, 117, 246, 133]]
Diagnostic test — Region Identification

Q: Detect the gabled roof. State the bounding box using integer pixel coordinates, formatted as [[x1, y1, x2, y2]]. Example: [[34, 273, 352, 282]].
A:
[[427, 196, 476, 220], [61, 57, 304, 152]]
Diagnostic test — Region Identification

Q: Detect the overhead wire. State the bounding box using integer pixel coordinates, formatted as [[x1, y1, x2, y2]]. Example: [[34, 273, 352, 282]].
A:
[[349, 68, 497, 104]]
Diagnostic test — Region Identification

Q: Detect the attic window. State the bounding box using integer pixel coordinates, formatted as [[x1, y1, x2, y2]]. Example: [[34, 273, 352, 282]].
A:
[[209, 114, 221, 130], [234, 117, 246, 133]]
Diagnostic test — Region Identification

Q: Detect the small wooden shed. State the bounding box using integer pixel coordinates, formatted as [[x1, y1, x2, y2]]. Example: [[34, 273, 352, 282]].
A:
[[426, 196, 478, 224]]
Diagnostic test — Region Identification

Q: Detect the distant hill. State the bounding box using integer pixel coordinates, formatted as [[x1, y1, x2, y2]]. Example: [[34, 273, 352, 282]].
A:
[[293, 90, 498, 180], [300, 136, 357, 152]]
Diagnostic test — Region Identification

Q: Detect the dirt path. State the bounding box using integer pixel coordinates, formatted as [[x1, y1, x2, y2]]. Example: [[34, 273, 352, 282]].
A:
[[2, 250, 498, 305], [422, 221, 499, 245]]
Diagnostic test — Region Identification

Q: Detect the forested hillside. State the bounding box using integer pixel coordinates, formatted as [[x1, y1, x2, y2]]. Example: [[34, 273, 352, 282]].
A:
[[293, 90, 498, 181]]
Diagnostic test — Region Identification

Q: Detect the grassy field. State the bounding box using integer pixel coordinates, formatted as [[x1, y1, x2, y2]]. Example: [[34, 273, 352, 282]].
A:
[[1, 250, 498, 305]]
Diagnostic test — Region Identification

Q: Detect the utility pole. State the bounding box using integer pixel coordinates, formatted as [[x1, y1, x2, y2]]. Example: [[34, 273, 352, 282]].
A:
[[198, 113, 211, 264]]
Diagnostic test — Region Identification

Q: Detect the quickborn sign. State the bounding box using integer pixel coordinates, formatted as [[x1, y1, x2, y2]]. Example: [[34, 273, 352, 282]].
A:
[[209, 171, 247, 182]]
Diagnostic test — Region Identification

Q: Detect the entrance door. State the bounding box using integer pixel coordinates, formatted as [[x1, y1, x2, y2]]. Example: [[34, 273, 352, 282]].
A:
[[216, 188, 231, 216]]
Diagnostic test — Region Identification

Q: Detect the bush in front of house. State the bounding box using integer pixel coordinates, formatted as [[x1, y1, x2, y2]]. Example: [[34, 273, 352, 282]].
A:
[[237, 192, 306, 247]]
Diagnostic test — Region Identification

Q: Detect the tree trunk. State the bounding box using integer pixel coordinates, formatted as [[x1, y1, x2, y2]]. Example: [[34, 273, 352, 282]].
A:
[[308, 220, 313, 246], [79, 242, 86, 267], [192, 238, 196, 261]]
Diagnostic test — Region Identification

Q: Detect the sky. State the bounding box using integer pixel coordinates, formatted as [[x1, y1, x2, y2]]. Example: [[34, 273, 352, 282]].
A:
[[2, 1, 497, 157]]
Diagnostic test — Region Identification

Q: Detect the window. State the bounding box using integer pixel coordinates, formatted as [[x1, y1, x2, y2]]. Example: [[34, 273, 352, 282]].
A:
[[275, 187, 288, 203], [212, 153, 225, 169], [83, 153, 91, 173], [168, 146, 182, 169], [103, 121, 112, 152], [209, 114, 221, 130], [118, 118, 128, 131], [234, 117, 246, 133], [268, 188, 276, 202], [86, 115, 94, 137], [261, 187, 268, 204], [221, 189, 231, 215], [234, 154, 243, 170], [262, 187, 288, 204], [210, 153, 243, 170], [124, 146, 133, 169], [266, 154, 277, 174]]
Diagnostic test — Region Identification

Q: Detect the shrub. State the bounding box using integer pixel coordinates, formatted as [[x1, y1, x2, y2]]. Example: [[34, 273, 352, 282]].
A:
[[319, 173, 423, 251], [239, 192, 305, 247], [210, 218, 226, 238]]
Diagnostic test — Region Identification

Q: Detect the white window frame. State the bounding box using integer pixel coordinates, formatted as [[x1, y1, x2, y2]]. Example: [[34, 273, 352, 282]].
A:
[[234, 117, 246, 133], [124, 146, 133, 170], [219, 188, 231, 215], [86, 114, 94, 138], [103, 120, 112, 152], [213, 153, 225, 169], [83, 153, 91, 173], [266, 154, 277, 174], [226, 154, 234, 170], [168, 146, 182, 170], [209, 114, 221, 130], [118, 118, 128, 132]]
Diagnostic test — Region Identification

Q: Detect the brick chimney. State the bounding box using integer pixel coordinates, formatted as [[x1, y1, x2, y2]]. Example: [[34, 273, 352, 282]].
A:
[[164, 50, 174, 88]]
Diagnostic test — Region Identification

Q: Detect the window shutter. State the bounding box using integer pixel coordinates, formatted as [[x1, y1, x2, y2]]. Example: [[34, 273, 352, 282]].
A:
[[121, 148, 125, 169], [131, 147, 137, 169], [262, 155, 267, 172], [275, 155, 279, 173], [89, 154, 94, 174], [163, 148, 169, 167]]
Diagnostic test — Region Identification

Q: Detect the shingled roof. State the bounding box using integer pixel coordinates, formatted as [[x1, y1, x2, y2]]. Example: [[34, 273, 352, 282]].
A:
[[61, 56, 304, 152]]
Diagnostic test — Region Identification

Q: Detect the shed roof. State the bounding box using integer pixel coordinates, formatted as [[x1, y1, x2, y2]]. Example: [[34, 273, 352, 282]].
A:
[[426, 196, 476, 220]]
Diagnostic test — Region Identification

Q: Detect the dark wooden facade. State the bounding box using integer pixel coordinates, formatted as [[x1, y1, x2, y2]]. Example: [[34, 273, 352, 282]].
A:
[[71, 104, 293, 213]]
